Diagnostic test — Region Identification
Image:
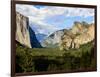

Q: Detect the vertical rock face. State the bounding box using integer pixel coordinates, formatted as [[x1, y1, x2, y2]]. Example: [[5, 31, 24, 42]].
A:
[[87, 24, 95, 41], [16, 12, 42, 48], [59, 34, 72, 50], [74, 23, 95, 48], [16, 12, 32, 48], [29, 26, 42, 48]]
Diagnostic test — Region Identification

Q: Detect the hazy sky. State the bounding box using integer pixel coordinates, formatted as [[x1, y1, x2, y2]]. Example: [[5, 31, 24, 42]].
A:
[[16, 4, 94, 35]]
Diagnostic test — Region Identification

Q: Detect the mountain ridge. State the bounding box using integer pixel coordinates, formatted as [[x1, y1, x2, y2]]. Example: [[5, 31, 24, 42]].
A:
[[16, 12, 42, 48], [42, 21, 95, 50]]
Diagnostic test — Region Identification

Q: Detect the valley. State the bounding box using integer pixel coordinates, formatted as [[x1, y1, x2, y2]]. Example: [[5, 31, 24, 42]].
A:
[[15, 12, 96, 73], [16, 41, 96, 73]]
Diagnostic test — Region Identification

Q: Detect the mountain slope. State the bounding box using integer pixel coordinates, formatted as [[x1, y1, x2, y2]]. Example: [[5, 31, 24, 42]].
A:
[[16, 12, 42, 48], [29, 26, 42, 48], [41, 29, 65, 47], [42, 22, 95, 50]]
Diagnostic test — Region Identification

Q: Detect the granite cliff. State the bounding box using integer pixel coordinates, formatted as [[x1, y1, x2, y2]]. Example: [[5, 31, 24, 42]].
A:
[[42, 22, 95, 50], [16, 12, 42, 48]]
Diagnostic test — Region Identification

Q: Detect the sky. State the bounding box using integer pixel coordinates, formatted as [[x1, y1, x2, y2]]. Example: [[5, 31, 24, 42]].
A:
[[16, 4, 95, 35]]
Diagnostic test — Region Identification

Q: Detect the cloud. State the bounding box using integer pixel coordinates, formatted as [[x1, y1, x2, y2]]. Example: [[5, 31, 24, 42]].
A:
[[16, 4, 94, 18], [29, 18, 60, 35], [16, 4, 38, 17], [65, 7, 94, 18], [16, 4, 94, 35]]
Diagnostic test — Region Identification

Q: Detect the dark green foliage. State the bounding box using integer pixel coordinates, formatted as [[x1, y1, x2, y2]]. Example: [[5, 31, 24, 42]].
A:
[[82, 21, 89, 27], [16, 41, 96, 73], [16, 44, 34, 72]]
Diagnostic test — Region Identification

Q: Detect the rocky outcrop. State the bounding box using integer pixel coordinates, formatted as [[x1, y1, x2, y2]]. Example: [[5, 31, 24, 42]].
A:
[[42, 22, 95, 50], [73, 23, 95, 48], [60, 23, 95, 50], [16, 12, 42, 48], [42, 29, 65, 47], [70, 22, 86, 34], [16, 12, 32, 48]]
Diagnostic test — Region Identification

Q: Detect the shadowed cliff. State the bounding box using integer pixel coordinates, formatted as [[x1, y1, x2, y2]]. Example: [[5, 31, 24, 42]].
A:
[[29, 26, 42, 48]]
